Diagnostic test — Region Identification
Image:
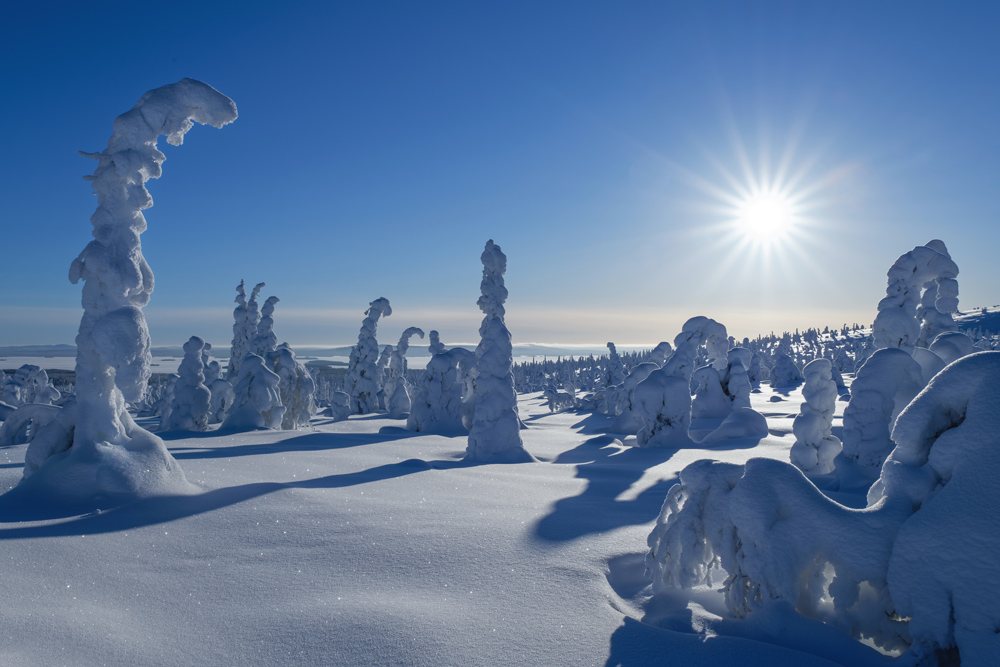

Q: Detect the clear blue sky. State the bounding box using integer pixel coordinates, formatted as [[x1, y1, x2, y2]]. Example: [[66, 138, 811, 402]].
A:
[[2, 1, 998, 348]]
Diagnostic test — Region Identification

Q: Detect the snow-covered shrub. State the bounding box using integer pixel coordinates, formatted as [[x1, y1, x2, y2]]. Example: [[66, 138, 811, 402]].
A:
[[221, 353, 284, 431], [466, 240, 531, 462], [543, 384, 576, 412], [385, 327, 424, 418], [13, 79, 235, 498], [789, 358, 842, 474], [324, 391, 351, 422], [273, 343, 316, 429], [837, 348, 924, 485], [228, 280, 265, 381], [633, 369, 693, 448], [873, 240, 959, 353], [345, 298, 392, 414], [161, 336, 212, 431]]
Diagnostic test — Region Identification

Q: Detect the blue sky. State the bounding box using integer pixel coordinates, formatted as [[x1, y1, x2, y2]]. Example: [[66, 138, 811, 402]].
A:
[[2, 1, 998, 348]]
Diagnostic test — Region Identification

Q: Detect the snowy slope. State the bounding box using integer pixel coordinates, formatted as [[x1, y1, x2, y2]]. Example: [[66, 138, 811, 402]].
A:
[[0, 385, 890, 666]]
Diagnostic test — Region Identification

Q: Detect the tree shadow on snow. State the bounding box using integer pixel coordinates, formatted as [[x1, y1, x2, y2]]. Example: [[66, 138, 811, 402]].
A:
[[532, 436, 678, 542], [0, 457, 439, 532], [167, 430, 417, 460], [569, 412, 617, 435]]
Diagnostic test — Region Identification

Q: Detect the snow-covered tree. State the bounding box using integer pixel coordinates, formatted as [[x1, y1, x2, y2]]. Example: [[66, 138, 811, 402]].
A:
[[385, 326, 424, 418], [250, 295, 279, 359], [272, 343, 316, 429], [836, 348, 925, 486], [10, 79, 235, 497], [228, 280, 265, 381], [346, 298, 392, 414], [221, 353, 284, 431], [161, 336, 212, 432], [789, 358, 842, 474], [633, 369, 693, 448], [204, 350, 234, 424], [408, 346, 475, 434], [873, 241, 959, 352], [466, 240, 531, 462]]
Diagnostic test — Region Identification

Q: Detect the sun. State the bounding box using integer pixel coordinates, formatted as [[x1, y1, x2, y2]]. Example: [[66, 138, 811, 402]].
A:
[[738, 190, 796, 241]]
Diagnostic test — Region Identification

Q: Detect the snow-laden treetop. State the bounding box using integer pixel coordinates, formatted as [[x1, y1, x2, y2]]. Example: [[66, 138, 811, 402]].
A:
[[477, 239, 509, 333], [71, 78, 236, 406]]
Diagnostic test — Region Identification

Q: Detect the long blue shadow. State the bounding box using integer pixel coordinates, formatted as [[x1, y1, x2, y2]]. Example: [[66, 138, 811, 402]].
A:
[[533, 436, 678, 542], [167, 430, 417, 460], [0, 458, 438, 535]]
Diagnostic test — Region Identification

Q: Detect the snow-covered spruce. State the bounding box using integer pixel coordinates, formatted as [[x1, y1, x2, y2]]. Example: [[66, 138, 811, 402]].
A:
[[836, 347, 924, 486], [610, 362, 659, 434], [466, 240, 531, 462], [220, 353, 285, 431], [789, 358, 842, 474], [646, 351, 1000, 664], [385, 326, 424, 418], [873, 240, 959, 353], [375, 344, 392, 410], [272, 343, 316, 429], [345, 298, 392, 414], [250, 295, 279, 359], [324, 391, 352, 421], [633, 369, 693, 448], [227, 280, 265, 381], [768, 350, 804, 387], [8, 79, 235, 501], [161, 336, 212, 431], [204, 353, 234, 425], [408, 345, 475, 434]]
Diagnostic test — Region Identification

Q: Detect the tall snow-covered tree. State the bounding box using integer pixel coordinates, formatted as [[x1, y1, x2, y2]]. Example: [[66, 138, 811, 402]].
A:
[[13, 79, 236, 497], [466, 240, 531, 462]]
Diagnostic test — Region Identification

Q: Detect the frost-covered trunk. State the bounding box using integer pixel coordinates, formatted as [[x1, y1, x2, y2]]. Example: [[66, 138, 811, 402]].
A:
[[14, 79, 236, 500]]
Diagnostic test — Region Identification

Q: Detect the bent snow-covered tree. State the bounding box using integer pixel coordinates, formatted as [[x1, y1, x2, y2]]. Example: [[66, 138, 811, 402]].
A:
[[466, 240, 531, 462], [346, 298, 392, 414], [385, 326, 424, 418], [12, 79, 236, 499]]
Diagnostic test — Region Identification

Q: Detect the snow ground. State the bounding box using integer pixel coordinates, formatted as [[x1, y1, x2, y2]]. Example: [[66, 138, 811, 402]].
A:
[[0, 383, 887, 666]]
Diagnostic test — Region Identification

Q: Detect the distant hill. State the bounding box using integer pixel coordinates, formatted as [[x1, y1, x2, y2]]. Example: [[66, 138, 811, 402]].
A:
[[955, 306, 1000, 333]]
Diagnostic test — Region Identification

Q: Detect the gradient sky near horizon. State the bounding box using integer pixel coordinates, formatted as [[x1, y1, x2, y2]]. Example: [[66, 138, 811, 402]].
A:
[[2, 1, 999, 349]]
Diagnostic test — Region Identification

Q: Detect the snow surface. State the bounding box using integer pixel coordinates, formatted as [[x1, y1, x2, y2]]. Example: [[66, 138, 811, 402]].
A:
[[0, 375, 893, 666]]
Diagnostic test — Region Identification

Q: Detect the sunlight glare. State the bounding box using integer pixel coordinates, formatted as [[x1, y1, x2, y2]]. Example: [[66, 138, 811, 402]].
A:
[[738, 191, 794, 241]]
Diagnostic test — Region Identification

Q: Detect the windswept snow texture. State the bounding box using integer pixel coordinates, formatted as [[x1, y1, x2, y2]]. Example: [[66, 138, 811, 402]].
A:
[[0, 374, 891, 667]]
